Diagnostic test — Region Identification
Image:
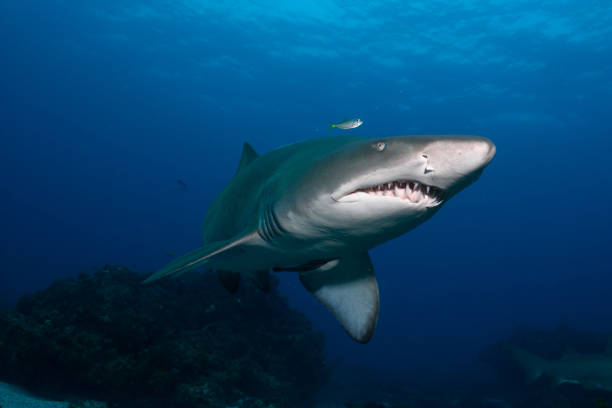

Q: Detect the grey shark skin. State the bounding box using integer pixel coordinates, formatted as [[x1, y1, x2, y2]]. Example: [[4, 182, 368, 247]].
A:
[[510, 346, 612, 391], [145, 135, 496, 343]]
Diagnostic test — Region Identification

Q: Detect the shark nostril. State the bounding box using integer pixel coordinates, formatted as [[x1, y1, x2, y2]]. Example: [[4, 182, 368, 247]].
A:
[[422, 154, 434, 173]]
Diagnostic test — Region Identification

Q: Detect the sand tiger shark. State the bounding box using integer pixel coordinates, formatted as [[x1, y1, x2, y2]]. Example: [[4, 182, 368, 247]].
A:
[[145, 135, 496, 343], [510, 346, 612, 391]]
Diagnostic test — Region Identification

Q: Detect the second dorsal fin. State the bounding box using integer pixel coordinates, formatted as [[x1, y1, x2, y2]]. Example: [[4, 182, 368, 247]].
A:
[[235, 142, 259, 175]]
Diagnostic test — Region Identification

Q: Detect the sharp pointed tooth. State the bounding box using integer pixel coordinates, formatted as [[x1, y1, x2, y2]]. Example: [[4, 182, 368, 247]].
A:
[[414, 182, 419, 191], [419, 188, 425, 200], [408, 188, 418, 202], [426, 186, 430, 195], [394, 185, 400, 196]]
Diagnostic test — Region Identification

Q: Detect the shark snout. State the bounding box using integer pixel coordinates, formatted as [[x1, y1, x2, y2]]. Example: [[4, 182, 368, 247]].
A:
[[423, 136, 496, 191], [480, 137, 496, 166], [454, 136, 495, 168], [429, 136, 495, 170]]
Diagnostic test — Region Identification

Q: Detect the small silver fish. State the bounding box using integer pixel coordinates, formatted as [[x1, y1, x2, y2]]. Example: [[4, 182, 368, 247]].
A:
[[330, 118, 363, 129]]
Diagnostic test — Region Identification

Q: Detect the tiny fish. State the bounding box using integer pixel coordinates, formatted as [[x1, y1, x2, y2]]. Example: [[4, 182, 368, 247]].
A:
[[330, 118, 363, 130], [177, 179, 188, 190]]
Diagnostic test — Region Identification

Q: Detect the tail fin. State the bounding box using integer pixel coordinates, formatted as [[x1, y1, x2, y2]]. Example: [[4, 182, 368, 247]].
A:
[[508, 346, 548, 383]]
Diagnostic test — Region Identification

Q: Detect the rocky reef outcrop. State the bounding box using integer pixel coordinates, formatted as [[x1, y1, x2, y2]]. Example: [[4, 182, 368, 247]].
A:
[[0, 266, 328, 408], [477, 325, 612, 408]]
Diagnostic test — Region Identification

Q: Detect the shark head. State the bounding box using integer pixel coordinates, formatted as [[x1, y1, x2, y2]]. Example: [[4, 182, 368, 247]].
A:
[[279, 135, 496, 249]]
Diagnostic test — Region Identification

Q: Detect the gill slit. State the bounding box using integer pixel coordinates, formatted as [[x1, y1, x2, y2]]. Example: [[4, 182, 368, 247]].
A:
[[258, 203, 286, 243]]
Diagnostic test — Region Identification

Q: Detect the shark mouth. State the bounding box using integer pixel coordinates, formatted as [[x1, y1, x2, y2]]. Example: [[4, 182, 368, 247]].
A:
[[341, 180, 444, 207]]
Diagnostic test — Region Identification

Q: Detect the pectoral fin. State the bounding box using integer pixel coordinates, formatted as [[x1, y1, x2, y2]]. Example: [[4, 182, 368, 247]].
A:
[[299, 252, 379, 343], [143, 232, 258, 283]]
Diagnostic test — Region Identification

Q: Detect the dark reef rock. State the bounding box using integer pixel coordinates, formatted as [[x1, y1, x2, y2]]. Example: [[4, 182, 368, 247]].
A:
[[477, 325, 612, 408], [0, 266, 328, 407]]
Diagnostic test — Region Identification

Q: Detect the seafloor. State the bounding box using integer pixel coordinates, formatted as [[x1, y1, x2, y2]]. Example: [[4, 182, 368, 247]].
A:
[[2, 267, 612, 408], [0, 266, 327, 408]]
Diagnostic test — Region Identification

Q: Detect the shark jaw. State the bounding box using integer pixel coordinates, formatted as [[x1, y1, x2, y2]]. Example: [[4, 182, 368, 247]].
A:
[[336, 179, 444, 208]]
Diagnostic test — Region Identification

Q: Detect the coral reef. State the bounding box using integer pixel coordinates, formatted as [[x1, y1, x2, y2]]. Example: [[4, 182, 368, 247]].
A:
[[0, 266, 328, 408]]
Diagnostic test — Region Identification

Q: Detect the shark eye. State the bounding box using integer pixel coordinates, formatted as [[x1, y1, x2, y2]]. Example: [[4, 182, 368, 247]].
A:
[[374, 142, 386, 152]]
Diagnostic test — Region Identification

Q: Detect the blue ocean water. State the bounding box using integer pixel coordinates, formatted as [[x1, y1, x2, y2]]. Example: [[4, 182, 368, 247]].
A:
[[1, 0, 611, 404]]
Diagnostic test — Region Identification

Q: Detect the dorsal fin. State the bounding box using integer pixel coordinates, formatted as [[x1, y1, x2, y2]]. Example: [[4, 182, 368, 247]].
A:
[[235, 142, 259, 175]]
